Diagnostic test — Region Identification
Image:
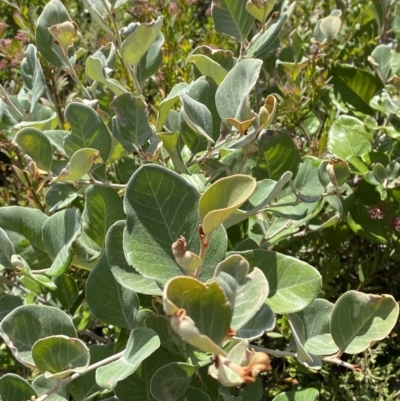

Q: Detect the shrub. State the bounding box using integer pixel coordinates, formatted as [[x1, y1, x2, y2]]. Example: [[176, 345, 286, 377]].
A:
[[0, 0, 399, 400]]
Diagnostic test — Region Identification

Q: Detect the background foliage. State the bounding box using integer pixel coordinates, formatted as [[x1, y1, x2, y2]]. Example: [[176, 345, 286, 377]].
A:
[[0, 0, 400, 400]]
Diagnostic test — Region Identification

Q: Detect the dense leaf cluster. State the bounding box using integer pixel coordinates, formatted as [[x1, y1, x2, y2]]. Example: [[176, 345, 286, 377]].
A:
[[0, 0, 400, 400]]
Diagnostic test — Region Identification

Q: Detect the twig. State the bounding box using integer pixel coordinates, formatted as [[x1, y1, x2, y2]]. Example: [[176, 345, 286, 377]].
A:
[[36, 351, 124, 401], [79, 329, 111, 344], [63, 53, 93, 99], [252, 345, 359, 371], [82, 179, 126, 190], [0, 85, 24, 119], [99, 0, 141, 94], [251, 345, 296, 358], [0, 276, 51, 306], [14, 146, 46, 212], [48, 70, 65, 127]]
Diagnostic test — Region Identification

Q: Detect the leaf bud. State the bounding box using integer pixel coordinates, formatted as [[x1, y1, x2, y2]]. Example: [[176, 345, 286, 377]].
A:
[[171, 236, 202, 274], [48, 21, 80, 51]]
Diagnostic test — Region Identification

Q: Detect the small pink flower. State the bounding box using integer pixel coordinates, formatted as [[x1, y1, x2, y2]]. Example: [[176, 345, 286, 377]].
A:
[[15, 30, 28, 43], [0, 22, 9, 35], [392, 217, 400, 232], [369, 205, 384, 220], [168, 2, 181, 15]]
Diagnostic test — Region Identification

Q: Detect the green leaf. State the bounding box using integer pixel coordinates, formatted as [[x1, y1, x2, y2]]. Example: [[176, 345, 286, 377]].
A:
[[123, 165, 227, 284], [81, 185, 125, 250], [96, 328, 160, 389], [32, 335, 90, 379], [111, 93, 153, 147], [180, 92, 214, 144], [107, 221, 163, 296], [86, 253, 139, 329], [42, 208, 81, 277], [272, 388, 319, 401], [187, 54, 228, 85], [15, 127, 53, 172], [33, 375, 69, 401], [82, 0, 114, 38], [0, 207, 51, 270], [216, 59, 263, 126], [64, 102, 112, 161], [214, 255, 269, 330], [211, 0, 254, 41], [0, 305, 77, 367], [35, 0, 71, 68], [137, 32, 164, 84], [13, 101, 59, 132], [199, 175, 256, 234], [121, 16, 163, 67], [11, 255, 57, 291], [370, 44, 392, 82], [0, 374, 38, 401], [69, 343, 115, 401], [51, 274, 79, 310], [0, 228, 15, 269], [32, 375, 69, 401], [246, 0, 276, 23], [288, 315, 322, 370], [0, 295, 23, 321], [156, 82, 189, 132], [21, 44, 47, 113], [319, 16, 341, 40], [289, 299, 337, 355], [236, 304, 275, 339], [150, 363, 195, 401], [253, 131, 300, 180], [246, 3, 295, 59], [181, 77, 221, 154], [157, 131, 188, 174], [43, 129, 69, 157], [189, 45, 236, 76], [330, 64, 383, 114], [163, 277, 232, 348], [331, 291, 399, 354], [328, 115, 372, 160], [224, 172, 292, 229], [115, 347, 176, 401], [53, 148, 103, 182], [46, 183, 80, 212], [86, 56, 127, 95], [235, 250, 322, 314]]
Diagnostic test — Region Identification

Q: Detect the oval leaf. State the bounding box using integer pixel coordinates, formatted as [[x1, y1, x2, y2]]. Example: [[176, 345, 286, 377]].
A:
[[96, 327, 160, 389], [235, 250, 322, 314], [123, 165, 227, 284], [331, 291, 399, 354], [216, 59, 263, 126], [64, 102, 112, 161], [15, 128, 53, 172], [199, 175, 256, 234], [121, 16, 163, 67], [107, 221, 163, 296], [0, 305, 77, 367], [86, 253, 139, 329], [35, 0, 71, 68], [0, 374, 38, 401], [163, 277, 232, 347], [32, 335, 90, 379], [42, 208, 82, 277], [150, 362, 195, 401]]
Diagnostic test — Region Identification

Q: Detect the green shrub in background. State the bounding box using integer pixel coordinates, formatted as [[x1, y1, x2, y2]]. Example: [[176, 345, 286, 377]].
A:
[[0, 0, 400, 400]]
